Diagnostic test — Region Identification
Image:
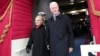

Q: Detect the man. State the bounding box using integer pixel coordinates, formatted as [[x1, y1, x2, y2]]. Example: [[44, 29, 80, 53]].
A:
[[46, 2, 74, 56]]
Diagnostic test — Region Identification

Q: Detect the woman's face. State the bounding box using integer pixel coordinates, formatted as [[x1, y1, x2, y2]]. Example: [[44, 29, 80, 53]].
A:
[[35, 17, 42, 26]]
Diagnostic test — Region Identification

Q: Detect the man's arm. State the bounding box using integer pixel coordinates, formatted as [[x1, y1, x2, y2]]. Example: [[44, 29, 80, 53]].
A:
[[66, 15, 74, 53], [45, 20, 50, 50]]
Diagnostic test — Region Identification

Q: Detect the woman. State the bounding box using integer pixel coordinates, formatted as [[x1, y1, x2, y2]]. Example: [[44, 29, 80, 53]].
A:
[[26, 15, 49, 56]]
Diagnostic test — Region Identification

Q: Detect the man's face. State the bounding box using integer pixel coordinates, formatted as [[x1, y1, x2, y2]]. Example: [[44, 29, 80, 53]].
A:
[[50, 4, 59, 15]]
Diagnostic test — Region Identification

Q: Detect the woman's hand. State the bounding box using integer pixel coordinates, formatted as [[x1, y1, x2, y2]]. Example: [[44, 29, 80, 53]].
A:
[[26, 48, 31, 53]]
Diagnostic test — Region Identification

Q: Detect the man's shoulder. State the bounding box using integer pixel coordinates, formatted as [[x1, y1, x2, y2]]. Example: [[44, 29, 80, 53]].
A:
[[60, 14, 70, 20], [45, 17, 52, 24], [46, 16, 53, 21], [62, 14, 69, 18]]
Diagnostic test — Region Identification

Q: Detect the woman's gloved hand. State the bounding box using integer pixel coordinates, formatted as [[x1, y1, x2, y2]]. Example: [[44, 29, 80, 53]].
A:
[[26, 48, 31, 53]]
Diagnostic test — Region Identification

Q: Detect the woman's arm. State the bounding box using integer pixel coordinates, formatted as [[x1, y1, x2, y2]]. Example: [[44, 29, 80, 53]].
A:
[[26, 29, 34, 49]]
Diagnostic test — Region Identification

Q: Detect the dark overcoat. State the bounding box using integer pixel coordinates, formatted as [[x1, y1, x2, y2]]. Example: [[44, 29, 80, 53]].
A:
[[26, 25, 49, 56], [46, 13, 74, 56]]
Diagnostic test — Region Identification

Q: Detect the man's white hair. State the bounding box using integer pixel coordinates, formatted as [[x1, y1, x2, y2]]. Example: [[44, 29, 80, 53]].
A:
[[49, 1, 59, 7]]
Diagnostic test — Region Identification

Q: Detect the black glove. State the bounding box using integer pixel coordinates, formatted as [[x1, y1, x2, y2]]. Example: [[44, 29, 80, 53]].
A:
[[26, 48, 31, 53]]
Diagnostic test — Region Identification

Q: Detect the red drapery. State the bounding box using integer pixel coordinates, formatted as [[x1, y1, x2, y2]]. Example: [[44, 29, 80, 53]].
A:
[[0, 9, 12, 56], [87, 0, 100, 56], [0, 0, 34, 56], [12, 0, 33, 39], [87, 0, 100, 43], [0, 0, 10, 16], [0, 0, 13, 56]]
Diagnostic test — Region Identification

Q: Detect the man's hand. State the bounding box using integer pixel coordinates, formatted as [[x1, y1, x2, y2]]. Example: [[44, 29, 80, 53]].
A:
[[47, 45, 50, 50], [69, 47, 73, 53]]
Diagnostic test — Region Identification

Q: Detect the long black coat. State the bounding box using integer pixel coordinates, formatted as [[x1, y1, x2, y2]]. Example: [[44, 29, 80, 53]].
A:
[[46, 13, 74, 56], [26, 25, 49, 56]]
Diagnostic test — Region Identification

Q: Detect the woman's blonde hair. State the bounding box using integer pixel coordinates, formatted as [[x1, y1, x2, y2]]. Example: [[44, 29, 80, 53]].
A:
[[35, 15, 44, 25]]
